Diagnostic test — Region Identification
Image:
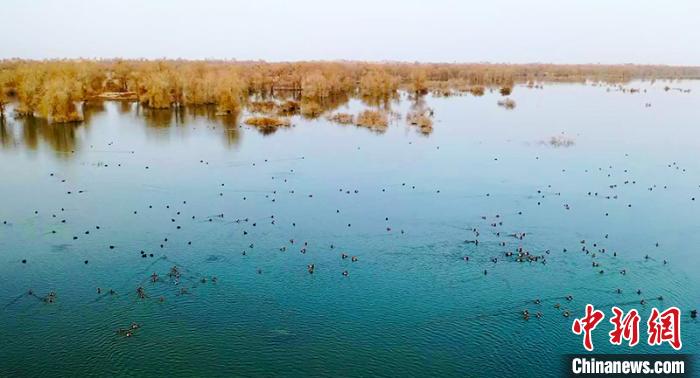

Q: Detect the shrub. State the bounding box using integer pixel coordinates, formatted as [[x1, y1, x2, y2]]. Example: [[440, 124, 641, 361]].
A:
[[410, 69, 428, 95], [0, 70, 10, 115], [139, 69, 175, 109], [248, 100, 277, 114], [359, 69, 398, 99], [244, 116, 291, 133], [14, 66, 46, 116], [300, 100, 323, 117], [215, 72, 245, 115], [37, 74, 84, 123], [468, 85, 485, 96], [356, 110, 388, 130], [277, 100, 300, 115]]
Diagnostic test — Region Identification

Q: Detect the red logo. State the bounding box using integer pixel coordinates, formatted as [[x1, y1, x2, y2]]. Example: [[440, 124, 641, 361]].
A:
[[572, 305, 682, 351], [647, 307, 682, 350], [572, 304, 605, 351], [609, 307, 640, 347]]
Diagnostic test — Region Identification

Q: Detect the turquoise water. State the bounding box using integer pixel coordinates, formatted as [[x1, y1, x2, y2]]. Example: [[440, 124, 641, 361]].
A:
[[1, 82, 699, 377]]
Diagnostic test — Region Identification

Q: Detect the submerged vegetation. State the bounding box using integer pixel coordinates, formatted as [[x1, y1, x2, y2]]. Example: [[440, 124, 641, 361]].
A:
[[0, 59, 698, 124], [547, 136, 575, 147], [328, 113, 355, 125], [497, 98, 517, 109], [407, 111, 434, 134], [244, 116, 291, 134]]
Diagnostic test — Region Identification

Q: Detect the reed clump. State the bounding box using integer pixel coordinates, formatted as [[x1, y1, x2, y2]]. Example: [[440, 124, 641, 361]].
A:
[[248, 100, 277, 114], [328, 113, 354, 125], [244, 116, 291, 133], [499, 86, 513, 96], [356, 110, 388, 130], [277, 100, 300, 115], [300, 100, 323, 118], [467, 85, 485, 96]]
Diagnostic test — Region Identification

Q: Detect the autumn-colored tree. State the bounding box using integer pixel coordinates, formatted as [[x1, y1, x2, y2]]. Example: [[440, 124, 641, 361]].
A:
[[301, 71, 331, 99], [1, 59, 698, 123], [215, 71, 245, 114], [0, 70, 10, 115], [15, 65, 46, 116], [75, 61, 107, 98], [181, 64, 218, 105], [109, 59, 132, 92], [410, 69, 428, 95], [38, 73, 84, 123], [359, 69, 398, 99], [138, 64, 176, 109]]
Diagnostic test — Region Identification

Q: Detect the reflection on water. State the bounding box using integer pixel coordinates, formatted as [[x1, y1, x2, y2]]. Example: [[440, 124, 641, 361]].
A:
[[361, 92, 401, 109], [141, 106, 176, 128], [0, 114, 83, 157], [0, 101, 247, 155], [0, 89, 398, 155], [299, 93, 352, 119], [82, 100, 106, 123], [1, 81, 700, 377]]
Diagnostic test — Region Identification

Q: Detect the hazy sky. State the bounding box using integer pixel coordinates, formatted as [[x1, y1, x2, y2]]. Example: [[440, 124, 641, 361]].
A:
[[1, 0, 698, 64]]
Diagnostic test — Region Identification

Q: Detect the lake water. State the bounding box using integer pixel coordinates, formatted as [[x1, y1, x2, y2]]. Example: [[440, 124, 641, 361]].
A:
[[1, 82, 699, 377]]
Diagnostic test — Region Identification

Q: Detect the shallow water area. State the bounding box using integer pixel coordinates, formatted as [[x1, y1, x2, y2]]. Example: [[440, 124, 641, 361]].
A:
[[1, 81, 699, 377]]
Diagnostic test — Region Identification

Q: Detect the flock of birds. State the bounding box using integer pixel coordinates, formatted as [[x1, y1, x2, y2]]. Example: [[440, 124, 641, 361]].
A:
[[2, 116, 699, 341]]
